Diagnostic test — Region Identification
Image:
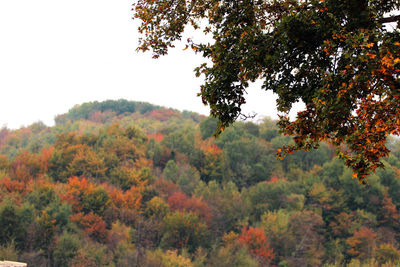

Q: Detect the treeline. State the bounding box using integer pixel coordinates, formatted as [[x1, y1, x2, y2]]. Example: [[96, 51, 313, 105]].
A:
[[0, 100, 400, 266], [54, 99, 162, 124]]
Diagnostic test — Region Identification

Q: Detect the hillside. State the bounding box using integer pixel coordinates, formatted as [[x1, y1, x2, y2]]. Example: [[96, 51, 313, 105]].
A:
[[0, 100, 400, 266]]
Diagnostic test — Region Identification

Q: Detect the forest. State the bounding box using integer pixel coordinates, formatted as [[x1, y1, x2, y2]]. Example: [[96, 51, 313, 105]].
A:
[[0, 99, 400, 266]]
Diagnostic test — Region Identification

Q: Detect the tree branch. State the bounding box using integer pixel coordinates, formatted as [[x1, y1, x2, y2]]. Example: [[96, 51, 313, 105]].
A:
[[379, 15, 400, 24]]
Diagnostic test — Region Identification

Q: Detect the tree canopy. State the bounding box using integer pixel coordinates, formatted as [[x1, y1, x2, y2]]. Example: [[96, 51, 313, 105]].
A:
[[133, 0, 400, 182]]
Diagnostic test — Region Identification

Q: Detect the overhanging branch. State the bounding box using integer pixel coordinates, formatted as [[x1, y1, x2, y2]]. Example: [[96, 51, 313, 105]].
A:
[[379, 15, 400, 24]]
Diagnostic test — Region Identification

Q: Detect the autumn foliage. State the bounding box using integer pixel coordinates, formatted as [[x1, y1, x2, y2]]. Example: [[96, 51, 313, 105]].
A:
[[167, 191, 212, 224], [239, 227, 274, 262], [0, 100, 399, 266]]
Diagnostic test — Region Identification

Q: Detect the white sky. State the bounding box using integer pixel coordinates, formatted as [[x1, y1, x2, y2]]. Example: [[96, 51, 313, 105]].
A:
[[0, 0, 282, 129]]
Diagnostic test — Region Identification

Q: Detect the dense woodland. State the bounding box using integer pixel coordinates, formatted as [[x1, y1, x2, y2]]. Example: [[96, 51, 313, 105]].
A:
[[1, 100, 400, 266]]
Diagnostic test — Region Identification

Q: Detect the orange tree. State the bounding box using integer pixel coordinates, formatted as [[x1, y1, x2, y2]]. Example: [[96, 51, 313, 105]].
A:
[[134, 0, 400, 182]]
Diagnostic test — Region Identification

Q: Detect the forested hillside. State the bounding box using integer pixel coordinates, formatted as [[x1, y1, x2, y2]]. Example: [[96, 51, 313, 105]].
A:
[[0, 100, 400, 266]]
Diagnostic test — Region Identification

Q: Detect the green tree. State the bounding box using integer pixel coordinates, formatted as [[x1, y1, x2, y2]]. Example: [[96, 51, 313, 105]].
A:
[[53, 231, 79, 267], [261, 209, 293, 263], [161, 130, 195, 157], [81, 187, 109, 216], [199, 117, 219, 140], [0, 199, 33, 249], [376, 162, 400, 205], [208, 242, 259, 267], [271, 135, 332, 172], [223, 136, 273, 187], [245, 180, 300, 220], [144, 196, 170, 219], [374, 243, 400, 265], [175, 164, 203, 196], [134, 0, 400, 182], [200, 144, 225, 184], [194, 181, 249, 233], [259, 117, 280, 142], [161, 211, 209, 253], [70, 241, 114, 267], [34, 211, 57, 252], [163, 160, 179, 183]]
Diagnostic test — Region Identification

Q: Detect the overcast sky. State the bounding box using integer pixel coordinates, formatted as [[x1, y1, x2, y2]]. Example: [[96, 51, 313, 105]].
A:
[[0, 0, 284, 129]]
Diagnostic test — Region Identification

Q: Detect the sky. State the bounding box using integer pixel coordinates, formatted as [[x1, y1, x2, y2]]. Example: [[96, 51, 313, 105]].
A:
[[0, 0, 286, 129]]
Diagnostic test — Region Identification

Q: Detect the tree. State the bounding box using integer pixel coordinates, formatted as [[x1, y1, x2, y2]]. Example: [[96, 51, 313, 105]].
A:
[[53, 231, 79, 267], [200, 117, 219, 140], [207, 241, 259, 267], [194, 181, 249, 233], [287, 210, 325, 266], [34, 210, 57, 252], [374, 243, 400, 265], [162, 160, 180, 183], [62, 176, 109, 216], [167, 191, 212, 224], [71, 212, 108, 242], [134, 0, 400, 182], [161, 211, 209, 252], [67, 146, 106, 180], [246, 179, 294, 220], [238, 226, 274, 264], [70, 241, 114, 267], [223, 136, 273, 187], [145, 249, 193, 267], [0, 199, 33, 249], [346, 226, 376, 260], [261, 209, 293, 263], [200, 142, 225, 183]]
